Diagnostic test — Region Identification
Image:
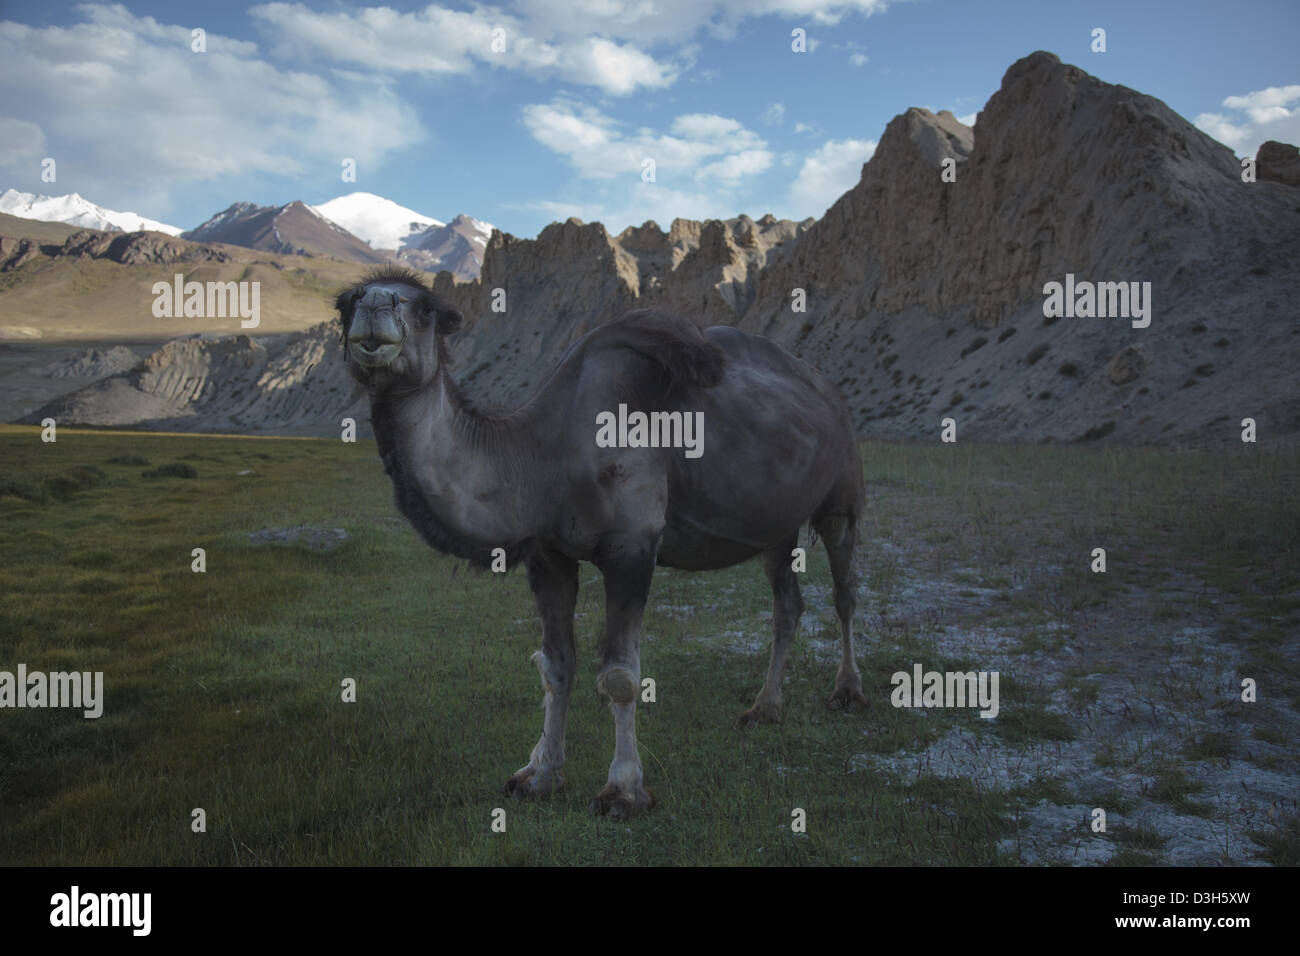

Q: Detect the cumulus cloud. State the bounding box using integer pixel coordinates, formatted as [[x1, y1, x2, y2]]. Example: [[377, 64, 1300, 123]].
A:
[[789, 137, 876, 216], [513, 0, 893, 42], [0, 6, 422, 213], [250, 1, 677, 96], [956, 112, 977, 127], [518, 100, 778, 230], [522, 100, 771, 182], [697, 150, 773, 184], [763, 102, 787, 125], [1195, 84, 1300, 157]]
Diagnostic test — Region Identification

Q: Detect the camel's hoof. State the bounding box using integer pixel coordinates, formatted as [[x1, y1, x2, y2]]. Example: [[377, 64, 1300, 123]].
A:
[[588, 782, 655, 820], [735, 704, 781, 729], [503, 766, 565, 799], [826, 686, 870, 712]]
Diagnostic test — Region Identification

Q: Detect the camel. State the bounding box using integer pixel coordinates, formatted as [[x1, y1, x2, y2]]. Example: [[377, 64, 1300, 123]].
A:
[[338, 266, 867, 819]]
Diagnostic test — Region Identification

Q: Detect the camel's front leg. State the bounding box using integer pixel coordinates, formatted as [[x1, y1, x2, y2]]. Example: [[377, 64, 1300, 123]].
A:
[[590, 542, 657, 819], [504, 547, 578, 798]]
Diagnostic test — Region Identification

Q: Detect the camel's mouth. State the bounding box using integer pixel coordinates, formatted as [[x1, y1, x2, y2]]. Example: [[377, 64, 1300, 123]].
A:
[[349, 338, 403, 367]]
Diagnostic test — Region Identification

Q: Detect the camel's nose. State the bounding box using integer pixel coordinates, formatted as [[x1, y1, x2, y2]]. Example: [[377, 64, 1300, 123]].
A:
[[348, 306, 405, 366]]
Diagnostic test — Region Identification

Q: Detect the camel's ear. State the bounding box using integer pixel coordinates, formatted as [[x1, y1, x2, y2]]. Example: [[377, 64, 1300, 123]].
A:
[[336, 288, 362, 341], [435, 307, 463, 335]]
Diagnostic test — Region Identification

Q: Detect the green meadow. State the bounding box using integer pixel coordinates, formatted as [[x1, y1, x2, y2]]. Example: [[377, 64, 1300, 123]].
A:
[[0, 425, 1296, 865]]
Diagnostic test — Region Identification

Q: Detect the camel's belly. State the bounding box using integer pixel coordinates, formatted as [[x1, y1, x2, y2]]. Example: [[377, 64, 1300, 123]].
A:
[[656, 515, 779, 570]]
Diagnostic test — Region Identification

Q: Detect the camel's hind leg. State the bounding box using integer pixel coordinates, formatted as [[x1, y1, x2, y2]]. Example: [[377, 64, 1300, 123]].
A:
[[819, 514, 868, 711], [738, 536, 804, 727]]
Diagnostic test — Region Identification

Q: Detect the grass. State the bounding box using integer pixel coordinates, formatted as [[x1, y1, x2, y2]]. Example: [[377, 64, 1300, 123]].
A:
[[1, 427, 1297, 865]]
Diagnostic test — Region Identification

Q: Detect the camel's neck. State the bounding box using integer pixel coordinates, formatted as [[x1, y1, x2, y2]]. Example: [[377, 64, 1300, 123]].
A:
[[370, 368, 541, 565]]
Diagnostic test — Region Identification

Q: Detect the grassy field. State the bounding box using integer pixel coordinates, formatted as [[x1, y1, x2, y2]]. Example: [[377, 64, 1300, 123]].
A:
[[1, 425, 1296, 865]]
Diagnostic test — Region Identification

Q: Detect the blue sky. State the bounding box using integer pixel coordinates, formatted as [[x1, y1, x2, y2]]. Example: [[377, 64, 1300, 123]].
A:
[[1, 0, 1297, 238]]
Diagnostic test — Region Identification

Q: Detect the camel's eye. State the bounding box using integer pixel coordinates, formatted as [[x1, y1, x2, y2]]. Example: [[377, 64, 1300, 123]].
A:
[[411, 299, 434, 328]]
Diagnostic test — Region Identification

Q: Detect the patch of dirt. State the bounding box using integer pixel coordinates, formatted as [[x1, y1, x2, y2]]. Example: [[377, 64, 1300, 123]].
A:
[[247, 525, 350, 553], [837, 548, 1300, 865]]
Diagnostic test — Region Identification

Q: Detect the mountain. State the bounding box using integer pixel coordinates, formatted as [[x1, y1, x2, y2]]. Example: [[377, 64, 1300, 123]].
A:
[[13, 52, 1300, 446], [0, 189, 182, 236], [0, 213, 378, 351], [183, 200, 388, 263], [733, 51, 1300, 444], [398, 214, 497, 280], [309, 193, 495, 278], [310, 192, 443, 252]]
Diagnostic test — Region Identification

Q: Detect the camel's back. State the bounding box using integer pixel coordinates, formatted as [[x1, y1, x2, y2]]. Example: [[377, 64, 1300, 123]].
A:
[[535, 313, 862, 563]]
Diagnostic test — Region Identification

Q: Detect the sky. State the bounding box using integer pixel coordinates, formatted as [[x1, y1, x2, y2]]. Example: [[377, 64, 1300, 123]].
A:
[[1, 0, 1297, 239]]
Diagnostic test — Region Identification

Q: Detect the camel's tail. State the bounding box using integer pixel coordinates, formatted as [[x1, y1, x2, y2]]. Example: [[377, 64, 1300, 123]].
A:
[[612, 310, 726, 388]]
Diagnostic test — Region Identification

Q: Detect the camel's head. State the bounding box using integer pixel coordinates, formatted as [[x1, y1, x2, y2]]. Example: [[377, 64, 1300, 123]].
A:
[[336, 266, 463, 390]]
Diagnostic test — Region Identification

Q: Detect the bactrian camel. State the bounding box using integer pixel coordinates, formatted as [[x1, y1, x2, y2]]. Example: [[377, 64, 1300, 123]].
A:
[[338, 266, 867, 819]]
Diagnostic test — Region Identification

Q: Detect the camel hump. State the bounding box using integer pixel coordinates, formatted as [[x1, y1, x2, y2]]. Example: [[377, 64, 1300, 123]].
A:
[[602, 309, 726, 388]]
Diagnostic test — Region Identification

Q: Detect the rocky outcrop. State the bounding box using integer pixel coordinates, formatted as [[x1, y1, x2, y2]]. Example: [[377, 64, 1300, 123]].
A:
[[0, 237, 40, 271], [1257, 140, 1300, 187], [733, 52, 1300, 445], [42, 346, 138, 378], [427, 212, 809, 402], [22, 326, 365, 435], [55, 229, 234, 265]]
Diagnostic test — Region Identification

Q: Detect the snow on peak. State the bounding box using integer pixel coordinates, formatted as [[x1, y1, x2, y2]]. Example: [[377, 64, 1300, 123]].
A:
[[311, 192, 444, 251], [0, 188, 182, 235]]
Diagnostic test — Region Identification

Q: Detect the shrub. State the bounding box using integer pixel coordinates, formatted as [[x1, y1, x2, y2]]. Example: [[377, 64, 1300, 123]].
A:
[[143, 463, 198, 479]]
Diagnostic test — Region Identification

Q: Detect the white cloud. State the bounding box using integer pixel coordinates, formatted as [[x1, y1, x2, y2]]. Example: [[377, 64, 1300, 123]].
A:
[[0, 8, 421, 216], [697, 150, 774, 184], [514, 0, 893, 41], [519, 100, 778, 231], [1195, 84, 1300, 157], [250, 1, 677, 96], [523, 101, 771, 182], [572, 37, 677, 94], [0, 116, 47, 166], [789, 137, 876, 216], [850, 53, 868, 66], [793, 122, 820, 135], [764, 102, 787, 125], [956, 112, 977, 127]]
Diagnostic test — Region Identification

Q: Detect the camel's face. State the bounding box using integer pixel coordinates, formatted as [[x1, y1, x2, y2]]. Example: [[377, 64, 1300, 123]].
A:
[[338, 275, 460, 391]]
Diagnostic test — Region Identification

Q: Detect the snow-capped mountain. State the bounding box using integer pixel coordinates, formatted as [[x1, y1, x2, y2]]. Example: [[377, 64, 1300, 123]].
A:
[[0, 188, 182, 235], [398, 214, 496, 280], [311, 192, 443, 252], [309, 192, 494, 277], [182, 200, 387, 263]]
